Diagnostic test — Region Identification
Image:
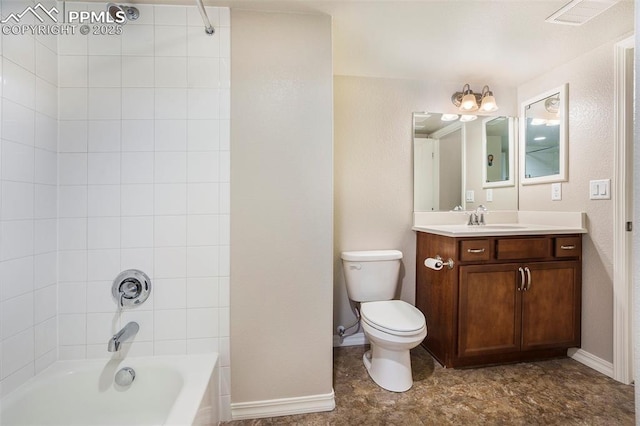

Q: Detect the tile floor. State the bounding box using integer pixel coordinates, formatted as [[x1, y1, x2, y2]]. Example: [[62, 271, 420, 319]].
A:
[[225, 345, 635, 425]]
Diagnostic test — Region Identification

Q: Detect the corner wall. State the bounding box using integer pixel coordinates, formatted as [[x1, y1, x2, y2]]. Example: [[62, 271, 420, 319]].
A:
[[230, 9, 334, 418]]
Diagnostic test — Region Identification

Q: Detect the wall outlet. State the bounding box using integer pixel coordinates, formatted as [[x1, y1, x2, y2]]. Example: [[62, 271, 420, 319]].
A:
[[551, 183, 562, 201], [589, 179, 611, 200], [486, 189, 493, 202], [466, 190, 475, 202]]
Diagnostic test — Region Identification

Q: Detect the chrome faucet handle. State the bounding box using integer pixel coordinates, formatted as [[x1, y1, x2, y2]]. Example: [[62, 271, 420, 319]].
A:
[[466, 212, 477, 226], [476, 205, 488, 225], [112, 270, 151, 310]]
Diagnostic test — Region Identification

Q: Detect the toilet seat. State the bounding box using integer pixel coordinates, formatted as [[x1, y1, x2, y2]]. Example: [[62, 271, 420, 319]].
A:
[[361, 300, 426, 336]]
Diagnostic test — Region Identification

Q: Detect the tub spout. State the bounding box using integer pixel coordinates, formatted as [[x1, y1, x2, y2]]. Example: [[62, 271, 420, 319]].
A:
[[108, 321, 139, 352]]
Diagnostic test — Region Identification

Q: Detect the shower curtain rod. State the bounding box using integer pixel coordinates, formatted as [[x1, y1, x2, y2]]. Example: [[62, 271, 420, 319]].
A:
[[195, 0, 215, 35]]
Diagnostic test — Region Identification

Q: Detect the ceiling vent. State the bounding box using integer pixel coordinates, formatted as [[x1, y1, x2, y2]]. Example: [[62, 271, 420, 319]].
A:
[[545, 0, 620, 25]]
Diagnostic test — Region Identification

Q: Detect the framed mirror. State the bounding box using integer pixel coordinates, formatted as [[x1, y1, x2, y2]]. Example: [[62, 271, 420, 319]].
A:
[[482, 116, 515, 188], [520, 84, 568, 185]]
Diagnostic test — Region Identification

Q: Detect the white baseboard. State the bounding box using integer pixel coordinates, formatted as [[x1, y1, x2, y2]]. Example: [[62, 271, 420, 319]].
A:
[[569, 348, 614, 379], [231, 390, 335, 420], [333, 332, 368, 347]]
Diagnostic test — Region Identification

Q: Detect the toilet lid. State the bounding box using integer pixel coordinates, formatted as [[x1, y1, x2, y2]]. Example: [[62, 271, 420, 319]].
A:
[[361, 301, 425, 333]]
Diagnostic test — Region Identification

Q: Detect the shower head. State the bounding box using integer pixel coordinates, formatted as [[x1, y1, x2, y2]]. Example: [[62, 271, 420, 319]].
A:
[[107, 3, 139, 24]]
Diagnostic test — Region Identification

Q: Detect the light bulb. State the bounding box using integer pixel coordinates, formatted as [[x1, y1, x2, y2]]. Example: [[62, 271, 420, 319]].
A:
[[460, 93, 478, 111], [480, 95, 498, 112]]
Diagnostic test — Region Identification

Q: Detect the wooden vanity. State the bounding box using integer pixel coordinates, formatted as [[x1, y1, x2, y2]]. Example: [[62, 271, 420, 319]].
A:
[[416, 230, 582, 368]]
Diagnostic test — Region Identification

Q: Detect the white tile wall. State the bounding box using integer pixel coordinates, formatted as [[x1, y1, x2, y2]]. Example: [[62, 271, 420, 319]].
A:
[[54, 3, 231, 417], [0, 0, 59, 396], [0, 3, 230, 416]]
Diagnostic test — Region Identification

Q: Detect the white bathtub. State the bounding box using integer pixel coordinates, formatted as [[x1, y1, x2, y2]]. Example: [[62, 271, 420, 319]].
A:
[[0, 354, 219, 426]]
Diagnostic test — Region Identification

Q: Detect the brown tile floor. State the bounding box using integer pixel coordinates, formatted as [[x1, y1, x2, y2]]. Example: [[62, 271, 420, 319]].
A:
[[225, 345, 635, 425]]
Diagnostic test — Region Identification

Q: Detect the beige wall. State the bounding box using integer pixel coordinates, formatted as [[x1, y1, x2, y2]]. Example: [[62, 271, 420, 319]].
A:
[[334, 76, 517, 330], [230, 10, 334, 405], [518, 38, 627, 363]]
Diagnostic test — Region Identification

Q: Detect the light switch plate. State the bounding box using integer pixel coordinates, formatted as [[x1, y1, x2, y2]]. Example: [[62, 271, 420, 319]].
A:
[[590, 179, 611, 200], [551, 183, 562, 201], [486, 188, 493, 202], [466, 190, 475, 202]]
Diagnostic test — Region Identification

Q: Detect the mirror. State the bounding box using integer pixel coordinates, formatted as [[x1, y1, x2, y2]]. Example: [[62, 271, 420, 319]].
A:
[[482, 116, 515, 188], [520, 84, 568, 185], [413, 113, 464, 211], [413, 112, 518, 212]]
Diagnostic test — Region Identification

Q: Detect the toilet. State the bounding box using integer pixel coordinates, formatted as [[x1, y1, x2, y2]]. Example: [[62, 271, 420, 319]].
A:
[[341, 250, 427, 392]]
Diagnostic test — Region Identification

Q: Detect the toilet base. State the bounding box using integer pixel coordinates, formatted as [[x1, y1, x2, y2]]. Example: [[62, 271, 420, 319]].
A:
[[362, 345, 413, 392]]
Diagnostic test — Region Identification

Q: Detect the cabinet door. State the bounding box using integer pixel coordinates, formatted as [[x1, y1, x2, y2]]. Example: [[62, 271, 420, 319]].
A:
[[458, 264, 522, 357], [521, 261, 581, 350]]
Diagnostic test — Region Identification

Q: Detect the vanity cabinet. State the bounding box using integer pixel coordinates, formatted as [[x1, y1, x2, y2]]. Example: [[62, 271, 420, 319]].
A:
[[416, 232, 581, 368]]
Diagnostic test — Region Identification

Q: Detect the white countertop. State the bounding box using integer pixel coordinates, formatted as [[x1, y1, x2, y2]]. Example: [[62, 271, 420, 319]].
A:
[[412, 211, 587, 237], [412, 223, 587, 237]]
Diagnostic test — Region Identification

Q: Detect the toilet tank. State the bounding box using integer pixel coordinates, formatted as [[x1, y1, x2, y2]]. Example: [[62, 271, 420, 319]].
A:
[[341, 250, 402, 302]]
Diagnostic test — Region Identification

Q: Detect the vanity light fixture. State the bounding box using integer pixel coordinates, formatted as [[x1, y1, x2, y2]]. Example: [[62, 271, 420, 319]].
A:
[[459, 115, 477, 122], [451, 84, 499, 113]]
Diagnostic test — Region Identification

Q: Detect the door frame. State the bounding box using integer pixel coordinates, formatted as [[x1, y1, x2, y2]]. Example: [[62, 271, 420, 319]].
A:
[[613, 35, 634, 385]]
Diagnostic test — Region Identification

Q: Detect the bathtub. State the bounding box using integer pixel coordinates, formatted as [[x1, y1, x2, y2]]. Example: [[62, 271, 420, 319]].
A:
[[0, 354, 219, 426]]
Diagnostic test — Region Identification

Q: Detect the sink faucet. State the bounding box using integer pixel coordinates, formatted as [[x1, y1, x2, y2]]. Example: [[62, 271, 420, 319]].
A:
[[467, 205, 488, 226], [108, 322, 139, 352]]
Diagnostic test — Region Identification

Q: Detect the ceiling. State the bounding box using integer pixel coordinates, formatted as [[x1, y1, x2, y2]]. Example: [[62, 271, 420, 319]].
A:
[[103, 0, 635, 87], [198, 0, 633, 87]]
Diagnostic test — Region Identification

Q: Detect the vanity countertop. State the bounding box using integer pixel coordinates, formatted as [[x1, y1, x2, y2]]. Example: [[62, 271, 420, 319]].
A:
[[412, 210, 587, 237], [412, 223, 587, 237]]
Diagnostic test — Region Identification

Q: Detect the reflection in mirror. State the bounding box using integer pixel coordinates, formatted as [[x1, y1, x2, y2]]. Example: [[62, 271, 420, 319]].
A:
[[413, 113, 464, 211], [413, 112, 519, 212], [520, 84, 568, 185], [482, 116, 515, 188]]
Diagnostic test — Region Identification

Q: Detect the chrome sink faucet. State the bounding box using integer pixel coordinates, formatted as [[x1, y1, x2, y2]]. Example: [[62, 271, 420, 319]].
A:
[[108, 322, 139, 352], [467, 205, 488, 226]]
